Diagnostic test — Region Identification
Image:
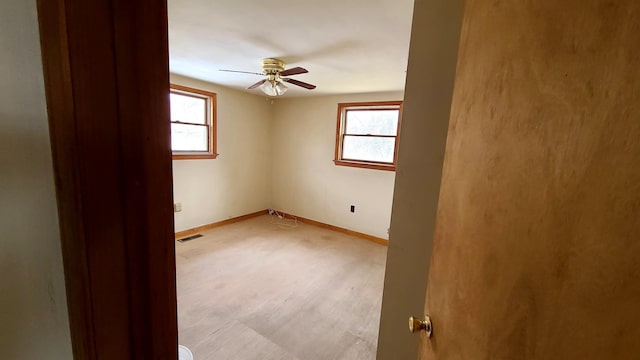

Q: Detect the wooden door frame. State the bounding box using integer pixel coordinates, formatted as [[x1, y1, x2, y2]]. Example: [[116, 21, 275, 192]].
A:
[[37, 0, 178, 358]]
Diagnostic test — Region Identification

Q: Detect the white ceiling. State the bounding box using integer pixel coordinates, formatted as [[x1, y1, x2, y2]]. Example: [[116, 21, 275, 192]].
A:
[[168, 0, 415, 97]]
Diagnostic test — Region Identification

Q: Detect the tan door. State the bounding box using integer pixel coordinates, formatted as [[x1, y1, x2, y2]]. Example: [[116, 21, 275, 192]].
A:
[[418, 1, 640, 359]]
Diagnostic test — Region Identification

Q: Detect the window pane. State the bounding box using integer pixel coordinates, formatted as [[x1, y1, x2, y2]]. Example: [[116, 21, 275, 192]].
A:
[[345, 110, 399, 136], [342, 136, 395, 163], [171, 123, 208, 152], [170, 92, 207, 124]]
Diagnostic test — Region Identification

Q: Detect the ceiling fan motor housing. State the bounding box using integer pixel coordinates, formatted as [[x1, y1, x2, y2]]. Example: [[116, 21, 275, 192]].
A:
[[262, 58, 286, 75]]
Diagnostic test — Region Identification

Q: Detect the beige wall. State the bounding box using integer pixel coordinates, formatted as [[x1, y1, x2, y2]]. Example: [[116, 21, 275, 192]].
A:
[[271, 92, 403, 240], [0, 0, 73, 358], [171, 75, 402, 240], [376, 0, 465, 358], [171, 74, 273, 232]]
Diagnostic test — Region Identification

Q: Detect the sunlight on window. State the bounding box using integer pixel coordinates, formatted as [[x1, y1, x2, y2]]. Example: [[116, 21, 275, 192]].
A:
[[335, 102, 402, 169], [345, 110, 399, 136], [342, 136, 396, 163], [169, 86, 215, 157], [170, 93, 206, 124], [171, 123, 208, 151]]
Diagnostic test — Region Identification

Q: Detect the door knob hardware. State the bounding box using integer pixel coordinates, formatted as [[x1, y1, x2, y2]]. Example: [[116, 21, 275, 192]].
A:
[[408, 315, 433, 338]]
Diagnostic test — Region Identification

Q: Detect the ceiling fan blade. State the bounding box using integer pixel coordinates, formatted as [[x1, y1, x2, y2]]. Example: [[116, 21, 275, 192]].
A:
[[220, 69, 264, 76], [248, 79, 267, 90], [283, 78, 316, 90], [280, 67, 308, 76]]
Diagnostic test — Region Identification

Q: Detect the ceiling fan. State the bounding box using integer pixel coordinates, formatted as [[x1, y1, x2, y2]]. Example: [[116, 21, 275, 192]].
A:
[[220, 58, 316, 96]]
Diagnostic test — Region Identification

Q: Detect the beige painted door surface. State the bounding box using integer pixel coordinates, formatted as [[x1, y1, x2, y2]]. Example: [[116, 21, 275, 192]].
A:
[[419, 1, 640, 359]]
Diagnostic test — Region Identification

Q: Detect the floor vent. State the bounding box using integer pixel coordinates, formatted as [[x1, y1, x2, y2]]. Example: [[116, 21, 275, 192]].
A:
[[177, 234, 203, 243]]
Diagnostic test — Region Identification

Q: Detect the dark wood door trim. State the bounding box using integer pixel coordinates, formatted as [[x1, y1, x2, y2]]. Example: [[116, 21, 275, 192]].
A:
[[36, 0, 178, 358]]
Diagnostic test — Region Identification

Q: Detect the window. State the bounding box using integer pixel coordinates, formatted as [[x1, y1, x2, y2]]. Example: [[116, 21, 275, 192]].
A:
[[170, 84, 217, 159], [334, 101, 403, 171]]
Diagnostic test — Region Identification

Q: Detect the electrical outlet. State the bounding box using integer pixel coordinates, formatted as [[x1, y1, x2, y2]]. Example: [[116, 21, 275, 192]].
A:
[[174, 202, 182, 212], [350, 205, 355, 213]]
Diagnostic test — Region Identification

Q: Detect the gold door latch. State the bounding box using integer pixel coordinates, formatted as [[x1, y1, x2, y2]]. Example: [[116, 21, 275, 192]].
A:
[[408, 315, 433, 338]]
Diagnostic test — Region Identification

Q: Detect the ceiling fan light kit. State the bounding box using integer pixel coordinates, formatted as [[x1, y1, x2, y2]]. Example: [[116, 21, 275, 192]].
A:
[[261, 78, 288, 96], [220, 58, 316, 97]]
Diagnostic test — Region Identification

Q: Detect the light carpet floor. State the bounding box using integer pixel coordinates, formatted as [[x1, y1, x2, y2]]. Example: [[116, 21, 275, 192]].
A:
[[176, 215, 387, 360]]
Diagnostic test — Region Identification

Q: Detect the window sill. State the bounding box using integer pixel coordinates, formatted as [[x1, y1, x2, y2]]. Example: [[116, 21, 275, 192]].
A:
[[173, 153, 218, 160], [333, 159, 396, 171]]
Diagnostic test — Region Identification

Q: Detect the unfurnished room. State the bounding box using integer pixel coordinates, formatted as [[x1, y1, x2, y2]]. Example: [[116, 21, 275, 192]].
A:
[[168, 0, 412, 359], [4, 0, 640, 359]]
